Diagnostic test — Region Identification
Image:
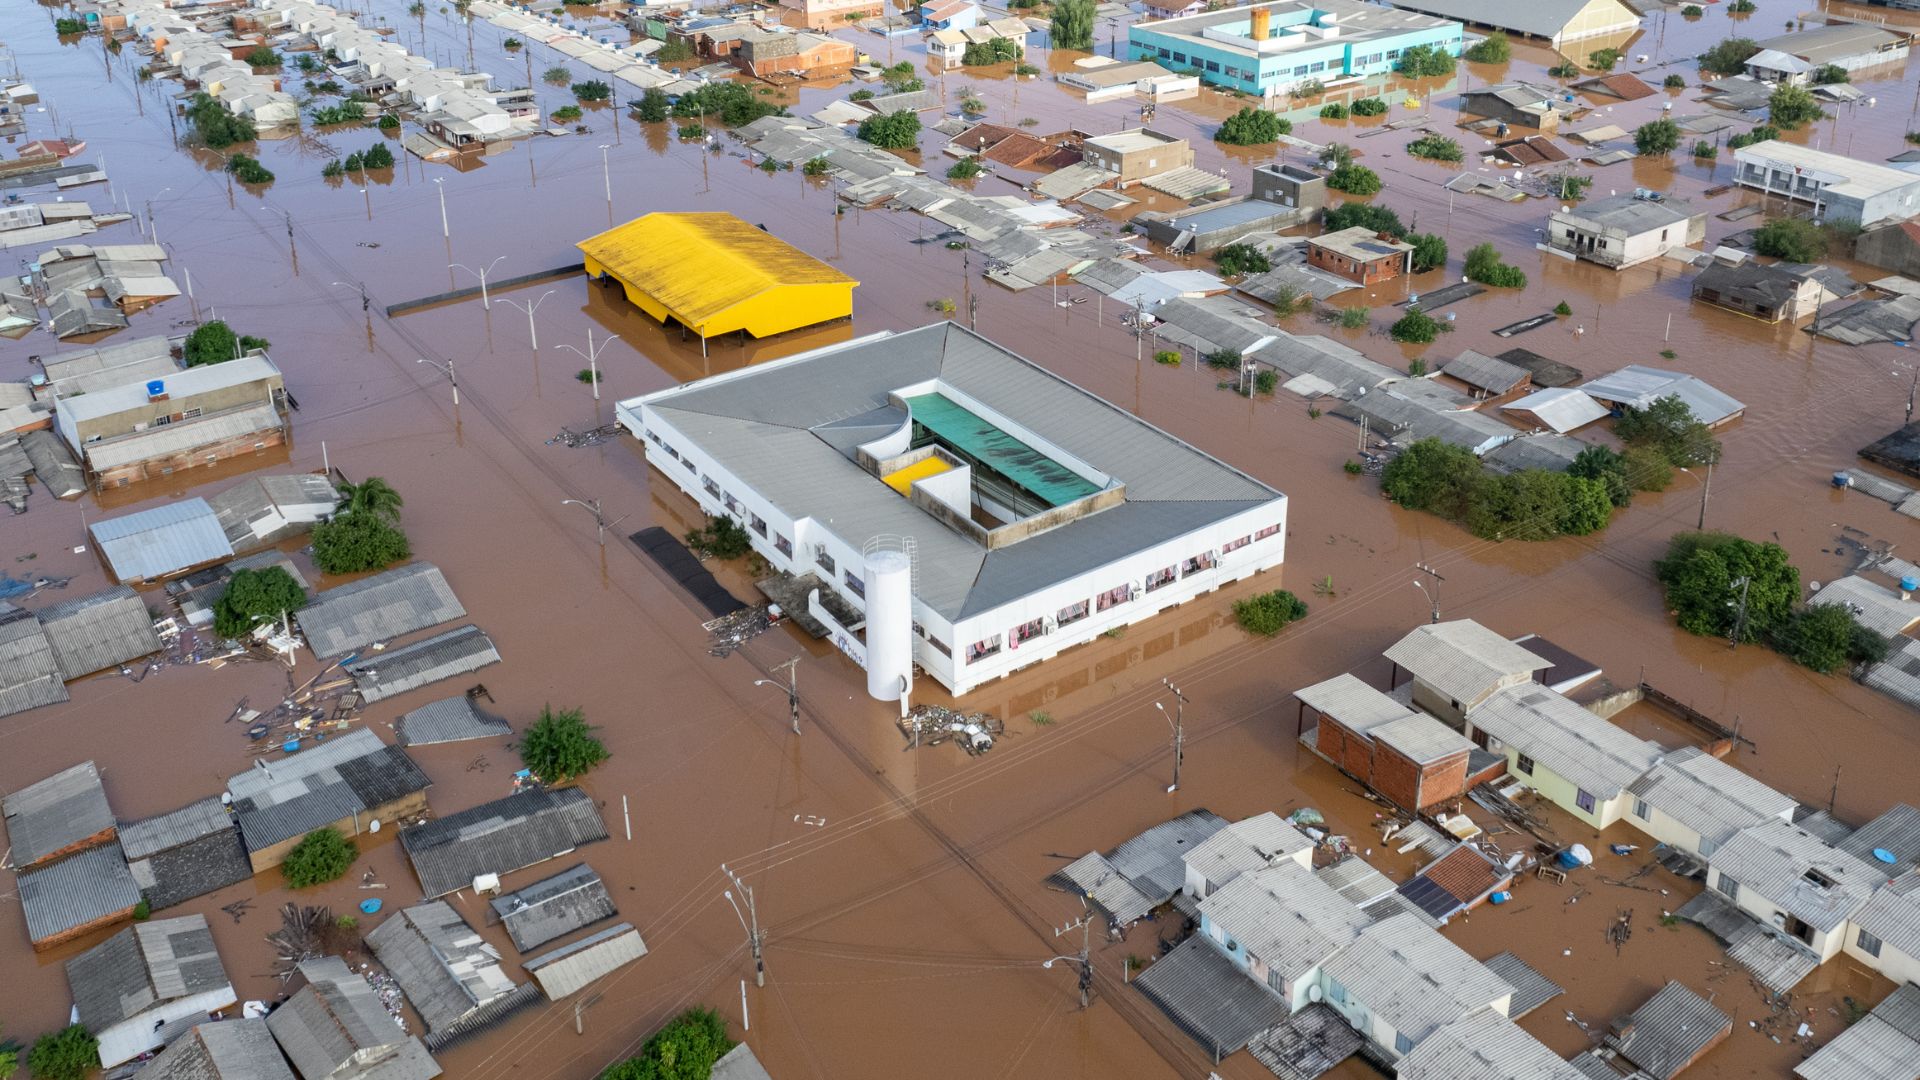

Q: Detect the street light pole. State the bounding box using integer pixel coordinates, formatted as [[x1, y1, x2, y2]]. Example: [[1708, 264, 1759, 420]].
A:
[[754, 656, 802, 735], [449, 255, 506, 309], [557, 329, 619, 401], [415, 357, 458, 405], [1156, 678, 1186, 793], [331, 280, 369, 312], [1413, 563, 1444, 623], [597, 143, 612, 210], [432, 176, 449, 238], [721, 864, 765, 988], [497, 289, 554, 349]]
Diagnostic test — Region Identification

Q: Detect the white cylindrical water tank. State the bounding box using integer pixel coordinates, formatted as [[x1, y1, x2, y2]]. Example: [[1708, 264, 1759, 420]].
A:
[[864, 549, 914, 702]]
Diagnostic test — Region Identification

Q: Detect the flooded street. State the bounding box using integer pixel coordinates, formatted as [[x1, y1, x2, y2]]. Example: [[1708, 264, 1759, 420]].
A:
[[3, 0, 1920, 1076]]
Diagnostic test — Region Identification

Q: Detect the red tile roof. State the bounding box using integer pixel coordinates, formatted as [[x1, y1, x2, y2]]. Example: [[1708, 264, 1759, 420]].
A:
[[1420, 845, 1511, 906]]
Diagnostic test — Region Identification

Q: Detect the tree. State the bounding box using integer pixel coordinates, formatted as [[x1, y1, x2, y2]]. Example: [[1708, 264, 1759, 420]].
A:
[[857, 109, 920, 149], [520, 706, 610, 783], [27, 1026, 96, 1080], [1318, 142, 1354, 169], [1215, 107, 1288, 146], [633, 88, 669, 122], [1463, 243, 1526, 288], [1569, 445, 1633, 508], [1781, 603, 1871, 674], [1050, 0, 1095, 51], [1395, 43, 1454, 77], [1588, 47, 1622, 71], [214, 567, 306, 640], [1633, 117, 1681, 155], [282, 827, 356, 888], [1810, 63, 1848, 85], [573, 79, 612, 102], [1698, 37, 1760, 76], [962, 37, 1021, 65], [1214, 243, 1270, 277], [1231, 590, 1308, 637], [1463, 31, 1509, 63], [1407, 233, 1446, 272], [310, 513, 411, 574], [1767, 82, 1823, 129], [1559, 475, 1614, 535], [1389, 306, 1448, 343], [555, 105, 584, 123], [1323, 201, 1406, 237], [1381, 438, 1482, 516], [1349, 97, 1388, 117], [1654, 531, 1799, 641], [359, 142, 394, 169], [1546, 60, 1580, 78], [1320, 102, 1348, 119], [54, 17, 88, 33], [1752, 216, 1825, 262], [1406, 134, 1462, 163], [601, 1007, 734, 1080], [183, 320, 270, 365], [226, 153, 274, 183], [186, 92, 256, 148], [670, 82, 785, 127], [504, 36, 523, 49], [1326, 163, 1381, 195], [947, 158, 983, 180], [378, 113, 400, 131], [339, 476, 403, 522], [1726, 123, 1780, 150], [1617, 394, 1721, 467], [1622, 444, 1673, 491], [1681, 4, 1703, 14], [247, 47, 283, 69], [1665, 73, 1687, 88], [878, 61, 923, 92], [656, 39, 695, 63]]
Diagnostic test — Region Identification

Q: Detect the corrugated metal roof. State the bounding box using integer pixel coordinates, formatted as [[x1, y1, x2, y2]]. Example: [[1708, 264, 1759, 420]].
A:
[[710, 1044, 776, 1080], [1503, 387, 1610, 433], [1056, 851, 1157, 925], [1838, 803, 1920, 867], [400, 787, 608, 899], [59, 355, 281, 425], [1198, 860, 1368, 984], [19, 840, 140, 943], [1183, 812, 1313, 891], [1398, 1006, 1587, 1080], [1709, 819, 1882, 934], [227, 729, 430, 852], [365, 902, 521, 1034], [1810, 576, 1920, 638], [345, 625, 500, 704], [89, 498, 235, 583], [489, 863, 617, 952], [1373, 714, 1474, 764], [1606, 981, 1732, 1080], [1556, 194, 1698, 235], [1470, 685, 1660, 799], [1383, 621, 1552, 707], [1794, 1000, 1920, 1080], [1133, 934, 1289, 1055], [1482, 952, 1564, 1019], [1319, 912, 1514, 1045], [1315, 857, 1396, 907], [1625, 747, 1795, 850], [0, 604, 71, 715], [36, 585, 161, 680], [1441, 350, 1530, 395], [68, 914, 230, 1030], [4, 759, 115, 867], [296, 562, 466, 658], [576, 212, 855, 334], [267, 956, 442, 1080], [207, 472, 339, 549], [1295, 673, 1416, 734], [84, 402, 284, 472], [1383, 0, 1634, 41], [522, 923, 648, 999], [1106, 809, 1230, 904], [118, 796, 233, 860], [1851, 870, 1920, 967], [136, 1018, 297, 1080], [1578, 365, 1744, 427], [1752, 22, 1904, 66], [395, 695, 512, 746]]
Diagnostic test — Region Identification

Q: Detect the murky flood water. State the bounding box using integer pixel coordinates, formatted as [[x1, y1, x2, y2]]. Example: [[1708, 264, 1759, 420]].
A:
[[3, 0, 1920, 1075]]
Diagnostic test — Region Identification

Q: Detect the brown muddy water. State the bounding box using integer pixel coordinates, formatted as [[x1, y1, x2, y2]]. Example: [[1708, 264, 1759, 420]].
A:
[[3, 0, 1919, 1076]]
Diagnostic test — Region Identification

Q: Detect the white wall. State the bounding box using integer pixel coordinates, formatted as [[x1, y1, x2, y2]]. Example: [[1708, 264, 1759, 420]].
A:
[[97, 987, 237, 1067], [1844, 934, 1920, 985], [1703, 867, 1849, 961]]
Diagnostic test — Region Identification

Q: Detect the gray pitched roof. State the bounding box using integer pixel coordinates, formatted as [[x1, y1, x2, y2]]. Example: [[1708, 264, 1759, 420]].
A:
[[365, 901, 521, 1033], [1626, 747, 1794, 849], [1710, 819, 1882, 933], [1385, 0, 1634, 41], [1182, 812, 1313, 890], [1133, 934, 1289, 1055], [1838, 804, 1920, 867], [1295, 673, 1417, 733], [1398, 1006, 1587, 1080], [1606, 981, 1732, 1080], [344, 625, 500, 703], [1319, 912, 1514, 1044], [0, 603, 69, 718], [267, 956, 442, 1080], [1471, 685, 1661, 799], [489, 864, 617, 952], [18, 840, 141, 943], [36, 585, 161, 679], [522, 923, 648, 999], [1503, 386, 1610, 433], [227, 729, 431, 853], [1383, 620, 1552, 706], [399, 787, 608, 899], [1105, 809, 1230, 903], [296, 563, 466, 659], [89, 498, 236, 582], [1579, 365, 1744, 427], [710, 1044, 775, 1080], [1853, 870, 1920, 967], [1794, 982, 1920, 1080], [207, 473, 339, 549], [120, 796, 251, 912], [1197, 860, 1368, 985], [135, 1019, 297, 1080], [4, 759, 115, 866], [394, 695, 512, 747], [1557, 194, 1699, 235], [119, 797, 235, 861], [1441, 350, 1530, 395], [68, 915, 231, 1031]]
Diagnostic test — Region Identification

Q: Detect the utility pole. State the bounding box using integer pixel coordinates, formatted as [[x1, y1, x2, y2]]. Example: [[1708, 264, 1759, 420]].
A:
[[1908, 366, 1918, 424], [1414, 563, 1444, 624], [497, 289, 554, 350], [416, 357, 458, 405], [561, 497, 628, 547], [1728, 575, 1752, 651], [449, 255, 505, 309], [558, 329, 620, 401], [432, 176, 449, 239], [1155, 679, 1186, 793], [1696, 456, 1713, 530], [755, 656, 802, 735], [721, 864, 765, 988], [1049, 912, 1093, 1010]]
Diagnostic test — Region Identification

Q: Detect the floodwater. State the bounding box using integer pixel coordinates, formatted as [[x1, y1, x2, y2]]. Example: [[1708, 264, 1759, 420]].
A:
[[3, 0, 1920, 1076]]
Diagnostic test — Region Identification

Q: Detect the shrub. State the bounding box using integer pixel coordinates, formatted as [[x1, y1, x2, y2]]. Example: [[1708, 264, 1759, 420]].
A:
[[1323, 201, 1406, 237], [520, 706, 609, 783], [928, 298, 957, 314], [54, 17, 88, 33], [554, 105, 584, 122], [1547, 60, 1580, 78], [656, 39, 695, 63], [543, 65, 571, 85], [1767, 82, 1823, 129], [1553, 300, 1573, 317], [1910, 132, 1920, 145], [1569, 445, 1633, 508], [1726, 123, 1779, 150], [1698, 37, 1760, 76], [1349, 97, 1387, 116], [362, 142, 393, 169], [1654, 531, 1798, 641], [1781, 604, 1872, 674], [1617, 394, 1721, 467], [1407, 232, 1446, 272], [857, 109, 920, 149], [1389, 306, 1448, 343], [671, 82, 785, 127], [1681, 4, 1703, 13], [601, 1008, 734, 1080], [1326, 163, 1381, 195], [1320, 102, 1349, 119], [947, 157, 983, 180], [282, 827, 356, 888], [1343, 460, 1365, 474], [1214, 243, 1270, 278], [133, 898, 151, 920], [1254, 369, 1277, 394], [1154, 350, 1181, 366], [214, 566, 306, 639], [1463, 32, 1510, 63], [1588, 47, 1622, 71], [1015, 62, 1041, 75], [247, 47, 283, 69], [311, 513, 411, 574], [1634, 118, 1681, 155], [576, 368, 598, 384], [632, 88, 670, 122], [187, 92, 256, 147], [685, 515, 752, 559], [1463, 242, 1526, 288], [504, 35, 522, 49], [310, 102, 367, 125], [1216, 107, 1288, 145], [1407, 134, 1462, 162], [572, 79, 611, 102], [962, 36, 1021, 65], [1727, 0, 1755, 11], [1232, 590, 1308, 636], [1050, 0, 1095, 49], [1692, 139, 1716, 158], [1289, 78, 1326, 99], [226, 153, 274, 183], [1752, 216, 1826, 262], [184, 320, 269, 365], [1396, 43, 1454, 77], [322, 158, 344, 178], [378, 113, 400, 131], [1338, 306, 1369, 329], [1664, 73, 1686, 88], [1204, 349, 1241, 370], [28, 1026, 97, 1080]]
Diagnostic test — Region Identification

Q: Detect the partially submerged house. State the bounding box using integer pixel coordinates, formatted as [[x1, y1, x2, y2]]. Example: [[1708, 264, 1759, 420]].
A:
[[1396, 844, 1514, 925], [136, 1019, 296, 1080], [1196, 860, 1370, 1008], [398, 786, 609, 899], [36, 585, 160, 680], [1458, 83, 1580, 133], [1547, 195, 1706, 270], [489, 864, 618, 952], [55, 354, 288, 491], [1078, 128, 1192, 188], [3, 759, 116, 868], [1181, 812, 1315, 900], [1385, 0, 1638, 49], [0, 602, 68, 717], [343, 625, 501, 703], [1384, 620, 1553, 727], [226, 727, 432, 873], [89, 498, 236, 584], [1603, 981, 1733, 1080], [1464, 683, 1662, 830], [1706, 819, 1884, 962], [366, 901, 540, 1047], [1732, 141, 1920, 228], [119, 795, 252, 912], [207, 472, 339, 552], [1691, 259, 1853, 323], [1438, 350, 1531, 403], [67, 915, 237, 1068], [523, 923, 649, 1000], [1793, 981, 1920, 1080], [1503, 387, 1611, 434], [1624, 746, 1797, 859], [1054, 809, 1230, 927], [1316, 912, 1515, 1064], [295, 562, 465, 658], [266, 955, 442, 1080], [1743, 24, 1909, 85], [394, 694, 512, 746], [1579, 366, 1746, 428], [1399, 1006, 1589, 1080], [1307, 227, 1414, 285], [1845, 870, 1920, 988], [1295, 674, 1482, 813], [17, 841, 142, 949]]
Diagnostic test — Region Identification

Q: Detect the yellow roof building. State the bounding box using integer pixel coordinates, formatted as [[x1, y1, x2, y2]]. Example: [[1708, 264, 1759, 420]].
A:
[[577, 212, 858, 340]]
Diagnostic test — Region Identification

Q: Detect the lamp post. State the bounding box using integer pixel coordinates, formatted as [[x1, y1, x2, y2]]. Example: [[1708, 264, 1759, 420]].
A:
[[431, 176, 449, 238], [557, 328, 618, 401], [753, 656, 802, 735], [331, 280, 369, 312], [1155, 677, 1186, 793], [449, 255, 506, 309], [597, 143, 612, 211], [560, 497, 626, 546], [497, 289, 554, 349], [416, 357, 458, 405], [1041, 954, 1092, 1010], [145, 185, 171, 244]]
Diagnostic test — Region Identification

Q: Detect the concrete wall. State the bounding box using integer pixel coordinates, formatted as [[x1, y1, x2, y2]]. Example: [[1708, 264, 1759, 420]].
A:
[[74, 376, 284, 443], [245, 790, 430, 873], [1844, 934, 1920, 986], [1856, 222, 1920, 278]]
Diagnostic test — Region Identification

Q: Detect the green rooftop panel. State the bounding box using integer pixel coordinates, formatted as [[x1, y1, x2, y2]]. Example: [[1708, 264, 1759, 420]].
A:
[[905, 393, 1101, 508]]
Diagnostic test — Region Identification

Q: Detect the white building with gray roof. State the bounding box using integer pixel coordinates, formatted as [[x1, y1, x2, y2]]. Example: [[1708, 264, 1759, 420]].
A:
[[1847, 870, 1920, 987], [1623, 745, 1796, 859], [67, 914, 237, 1067], [1794, 980, 1920, 1080], [1317, 911, 1515, 1062], [1466, 683, 1662, 830], [1706, 818, 1886, 962], [1384, 619, 1552, 726], [1181, 811, 1315, 900], [267, 955, 441, 1080], [619, 323, 1287, 697], [1197, 860, 1370, 1008], [1398, 1005, 1588, 1080], [1548, 195, 1707, 270]]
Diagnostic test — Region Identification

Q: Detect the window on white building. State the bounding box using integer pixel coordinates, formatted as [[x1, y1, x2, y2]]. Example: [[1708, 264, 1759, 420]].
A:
[[1144, 565, 1177, 592], [1715, 874, 1739, 901], [1222, 535, 1251, 554], [1576, 789, 1596, 813], [844, 570, 865, 598], [1010, 618, 1043, 646], [928, 636, 952, 656], [749, 512, 767, 537], [1632, 797, 1650, 821], [1058, 599, 1090, 627], [1096, 583, 1132, 611], [702, 476, 720, 498], [1394, 1032, 1413, 1055], [774, 534, 792, 557], [1857, 928, 1883, 957], [967, 635, 1002, 664], [1181, 552, 1216, 576], [1255, 523, 1281, 541], [816, 548, 836, 575]]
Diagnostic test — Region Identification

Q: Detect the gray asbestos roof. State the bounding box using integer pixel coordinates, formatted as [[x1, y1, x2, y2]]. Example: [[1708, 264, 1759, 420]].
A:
[[1384, 620, 1552, 706], [1397, 1006, 1587, 1080], [399, 786, 608, 899], [1373, 714, 1475, 763], [0, 603, 68, 718], [4, 759, 115, 866], [365, 901, 522, 1033], [267, 956, 442, 1080], [60, 355, 279, 424], [1296, 673, 1416, 733], [394, 695, 512, 746], [1579, 365, 1744, 427], [1709, 819, 1882, 933], [1197, 860, 1368, 985], [68, 915, 231, 1031], [344, 625, 500, 704], [85, 403, 282, 473], [1320, 912, 1514, 1045], [1504, 387, 1610, 433], [297, 563, 466, 658], [36, 585, 161, 680], [90, 498, 235, 583], [226, 728, 431, 853], [134, 1019, 297, 1080], [1107, 809, 1230, 903], [1556, 194, 1700, 235], [522, 922, 648, 1000], [1315, 856, 1397, 907], [711, 1044, 775, 1080], [1852, 870, 1920, 969], [1753, 23, 1904, 66], [1838, 804, 1920, 867], [1606, 981, 1732, 1080], [1794, 982, 1920, 1080], [19, 840, 141, 943], [1133, 934, 1288, 1055], [489, 863, 617, 952], [627, 323, 1282, 622], [1471, 685, 1660, 800], [1626, 747, 1795, 850], [119, 797, 235, 861], [1385, 0, 1635, 41], [207, 472, 339, 550], [1810, 576, 1920, 638], [1182, 811, 1313, 890], [1441, 350, 1530, 395]]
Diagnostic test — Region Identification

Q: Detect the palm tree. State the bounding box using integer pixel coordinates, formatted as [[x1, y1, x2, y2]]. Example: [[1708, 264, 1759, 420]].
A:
[[338, 476, 404, 522]]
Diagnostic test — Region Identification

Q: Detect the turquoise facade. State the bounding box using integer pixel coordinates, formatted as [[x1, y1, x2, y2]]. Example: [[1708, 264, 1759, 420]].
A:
[[1128, 7, 1461, 96]]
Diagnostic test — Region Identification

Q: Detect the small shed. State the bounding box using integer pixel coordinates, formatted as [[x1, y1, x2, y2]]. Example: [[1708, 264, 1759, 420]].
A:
[[1307, 227, 1414, 286], [345, 625, 500, 704], [1605, 981, 1733, 1080], [394, 694, 512, 746], [1439, 350, 1532, 402], [265, 955, 442, 1080], [3, 759, 116, 867], [89, 498, 236, 583], [118, 796, 251, 912], [1396, 844, 1514, 924], [399, 787, 609, 899], [1503, 387, 1610, 434], [18, 840, 141, 949], [36, 585, 161, 680], [523, 923, 649, 999], [365, 901, 539, 1045], [207, 472, 338, 551], [67, 915, 238, 1067], [296, 562, 466, 658], [489, 863, 618, 952], [134, 1019, 297, 1080], [1296, 674, 1476, 812]]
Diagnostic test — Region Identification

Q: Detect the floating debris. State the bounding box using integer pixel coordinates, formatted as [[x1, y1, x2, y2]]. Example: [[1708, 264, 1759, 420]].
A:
[[705, 605, 775, 658], [546, 423, 623, 448], [899, 705, 1004, 755]]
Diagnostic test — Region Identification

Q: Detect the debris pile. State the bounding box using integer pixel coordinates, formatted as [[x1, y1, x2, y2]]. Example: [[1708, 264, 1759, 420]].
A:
[[900, 705, 1004, 754]]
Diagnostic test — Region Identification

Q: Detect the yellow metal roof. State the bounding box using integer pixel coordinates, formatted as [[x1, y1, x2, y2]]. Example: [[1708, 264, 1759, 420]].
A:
[[577, 212, 856, 330], [882, 455, 953, 495]]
